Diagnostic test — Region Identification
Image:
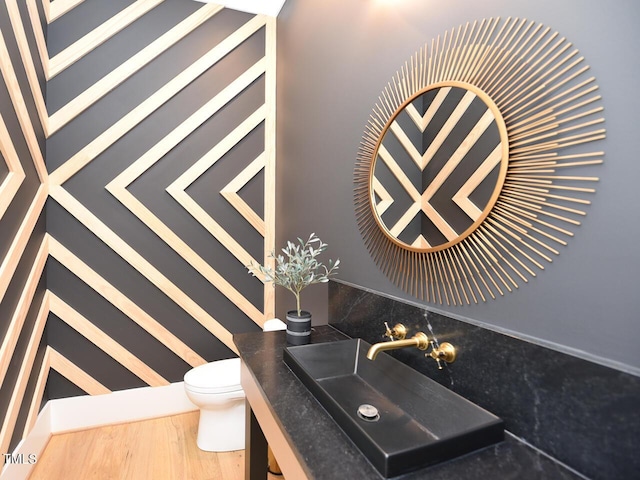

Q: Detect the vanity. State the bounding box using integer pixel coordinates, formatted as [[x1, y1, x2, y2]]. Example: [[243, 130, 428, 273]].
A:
[[235, 326, 585, 480]]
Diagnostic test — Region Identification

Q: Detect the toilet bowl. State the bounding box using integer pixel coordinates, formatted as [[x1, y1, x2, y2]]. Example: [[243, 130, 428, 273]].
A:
[[184, 358, 245, 452], [184, 318, 287, 452]]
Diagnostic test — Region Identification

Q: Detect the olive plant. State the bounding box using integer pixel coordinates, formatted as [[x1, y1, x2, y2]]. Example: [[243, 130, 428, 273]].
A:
[[248, 233, 340, 316]]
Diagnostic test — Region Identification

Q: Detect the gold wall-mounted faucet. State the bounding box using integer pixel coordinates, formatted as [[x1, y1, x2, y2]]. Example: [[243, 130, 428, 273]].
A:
[[367, 323, 457, 368], [366, 331, 429, 360]]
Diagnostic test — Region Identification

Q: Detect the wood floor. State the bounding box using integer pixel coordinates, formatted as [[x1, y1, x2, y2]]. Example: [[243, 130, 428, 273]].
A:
[[28, 411, 272, 480]]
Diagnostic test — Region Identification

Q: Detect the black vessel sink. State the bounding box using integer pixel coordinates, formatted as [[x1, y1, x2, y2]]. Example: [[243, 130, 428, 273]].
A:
[[283, 338, 504, 478]]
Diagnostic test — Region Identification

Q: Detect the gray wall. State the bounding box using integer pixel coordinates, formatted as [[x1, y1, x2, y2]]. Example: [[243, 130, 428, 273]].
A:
[[276, 0, 640, 373]]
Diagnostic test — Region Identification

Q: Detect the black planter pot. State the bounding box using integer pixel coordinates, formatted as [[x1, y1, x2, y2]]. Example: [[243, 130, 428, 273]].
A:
[[286, 310, 312, 345]]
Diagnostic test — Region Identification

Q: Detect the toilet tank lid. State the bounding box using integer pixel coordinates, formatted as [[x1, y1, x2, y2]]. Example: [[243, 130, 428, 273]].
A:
[[184, 358, 242, 392]]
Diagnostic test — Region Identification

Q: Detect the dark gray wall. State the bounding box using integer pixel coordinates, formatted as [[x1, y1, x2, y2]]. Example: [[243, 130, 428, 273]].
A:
[[276, 0, 640, 373]]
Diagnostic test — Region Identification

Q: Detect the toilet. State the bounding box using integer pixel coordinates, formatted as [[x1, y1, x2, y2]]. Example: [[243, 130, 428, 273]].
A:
[[184, 318, 286, 452], [184, 358, 245, 452]]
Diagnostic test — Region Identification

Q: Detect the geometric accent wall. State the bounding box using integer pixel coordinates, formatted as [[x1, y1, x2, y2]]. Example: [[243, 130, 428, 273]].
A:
[[0, 0, 275, 453]]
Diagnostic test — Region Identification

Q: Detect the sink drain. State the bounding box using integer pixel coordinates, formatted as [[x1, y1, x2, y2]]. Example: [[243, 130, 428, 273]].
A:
[[357, 404, 380, 422]]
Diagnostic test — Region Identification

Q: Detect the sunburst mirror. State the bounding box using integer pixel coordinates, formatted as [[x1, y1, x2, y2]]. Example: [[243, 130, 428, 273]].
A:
[[354, 17, 605, 305]]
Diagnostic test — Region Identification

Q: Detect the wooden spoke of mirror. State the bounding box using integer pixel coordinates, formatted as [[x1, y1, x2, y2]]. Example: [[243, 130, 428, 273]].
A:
[[355, 17, 604, 305]]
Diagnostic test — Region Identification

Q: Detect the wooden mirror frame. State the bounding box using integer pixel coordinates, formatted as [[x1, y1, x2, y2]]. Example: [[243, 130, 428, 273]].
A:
[[354, 17, 605, 305]]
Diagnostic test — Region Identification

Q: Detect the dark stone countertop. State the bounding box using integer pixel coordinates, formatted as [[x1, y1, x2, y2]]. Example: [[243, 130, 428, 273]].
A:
[[234, 326, 584, 480]]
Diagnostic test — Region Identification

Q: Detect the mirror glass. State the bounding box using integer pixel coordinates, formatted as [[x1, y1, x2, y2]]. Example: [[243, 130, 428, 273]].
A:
[[371, 84, 508, 252]]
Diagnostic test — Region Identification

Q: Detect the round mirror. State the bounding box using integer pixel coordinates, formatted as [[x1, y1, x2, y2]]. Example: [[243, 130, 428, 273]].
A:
[[354, 17, 604, 305], [371, 82, 508, 252]]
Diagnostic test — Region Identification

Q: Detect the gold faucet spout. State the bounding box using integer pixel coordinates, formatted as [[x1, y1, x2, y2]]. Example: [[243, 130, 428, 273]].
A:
[[366, 332, 430, 360]]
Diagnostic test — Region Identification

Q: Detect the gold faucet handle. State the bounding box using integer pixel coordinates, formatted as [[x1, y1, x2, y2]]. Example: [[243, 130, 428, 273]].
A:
[[428, 341, 457, 369], [384, 322, 407, 340]]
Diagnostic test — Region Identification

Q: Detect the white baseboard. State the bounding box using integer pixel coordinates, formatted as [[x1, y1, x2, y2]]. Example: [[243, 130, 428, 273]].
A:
[[49, 381, 197, 433], [1, 382, 197, 480]]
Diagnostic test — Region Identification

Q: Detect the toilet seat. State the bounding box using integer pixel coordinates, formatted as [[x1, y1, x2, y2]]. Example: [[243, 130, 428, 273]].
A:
[[184, 358, 242, 394]]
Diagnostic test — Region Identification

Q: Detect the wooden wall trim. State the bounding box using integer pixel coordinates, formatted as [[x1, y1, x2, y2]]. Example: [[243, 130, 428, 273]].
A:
[[0, 292, 48, 454], [47, 3, 225, 135], [165, 101, 266, 263], [6, 0, 49, 137], [48, 0, 165, 79], [0, 234, 47, 389], [25, 0, 49, 82], [0, 113, 26, 221], [1, 3, 277, 454], [22, 320, 51, 437], [219, 152, 267, 236], [48, 14, 267, 186], [47, 235, 206, 368], [47, 347, 111, 396], [263, 16, 277, 319], [0, 20, 48, 180], [172, 151, 267, 268], [44, 0, 87, 23], [49, 293, 170, 387], [48, 185, 239, 354], [106, 70, 267, 325], [0, 185, 47, 303]]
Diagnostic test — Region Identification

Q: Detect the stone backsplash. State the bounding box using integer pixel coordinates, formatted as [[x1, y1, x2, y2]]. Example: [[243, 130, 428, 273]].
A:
[[328, 280, 639, 480]]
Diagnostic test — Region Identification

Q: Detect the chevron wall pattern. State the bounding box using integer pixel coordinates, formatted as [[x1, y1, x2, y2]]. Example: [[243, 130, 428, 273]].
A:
[[0, 0, 275, 453]]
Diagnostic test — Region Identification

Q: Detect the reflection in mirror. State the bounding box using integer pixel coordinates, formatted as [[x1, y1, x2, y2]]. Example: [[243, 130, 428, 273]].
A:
[[372, 84, 507, 251]]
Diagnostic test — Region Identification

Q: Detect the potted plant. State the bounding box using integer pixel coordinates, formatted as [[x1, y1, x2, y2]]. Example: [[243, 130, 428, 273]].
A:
[[248, 233, 340, 345]]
